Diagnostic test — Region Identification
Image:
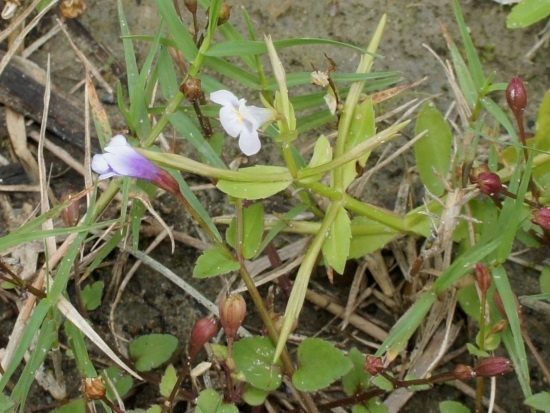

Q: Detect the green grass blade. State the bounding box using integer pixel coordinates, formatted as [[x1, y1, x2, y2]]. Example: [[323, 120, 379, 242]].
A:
[[155, 0, 198, 60], [10, 315, 56, 409], [0, 299, 51, 391], [65, 320, 98, 377], [452, 0, 484, 88]]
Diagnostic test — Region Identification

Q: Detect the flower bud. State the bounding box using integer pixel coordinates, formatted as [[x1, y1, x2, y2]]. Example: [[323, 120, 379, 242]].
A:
[[506, 76, 527, 119], [82, 377, 106, 400], [475, 263, 492, 294], [218, 0, 232, 25], [180, 77, 203, 103], [452, 364, 476, 381], [532, 207, 550, 231], [473, 357, 513, 377], [470, 165, 503, 196], [219, 294, 246, 343], [184, 0, 197, 14], [189, 317, 219, 360], [364, 355, 385, 376]]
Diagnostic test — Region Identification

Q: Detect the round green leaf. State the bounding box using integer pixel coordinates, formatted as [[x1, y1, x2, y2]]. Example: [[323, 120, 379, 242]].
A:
[[233, 337, 283, 391], [292, 338, 353, 392], [129, 334, 178, 372], [196, 389, 239, 413], [241, 384, 269, 406]]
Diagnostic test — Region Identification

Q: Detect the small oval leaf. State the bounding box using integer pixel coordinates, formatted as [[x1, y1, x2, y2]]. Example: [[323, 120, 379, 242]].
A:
[[193, 246, 240, 278]]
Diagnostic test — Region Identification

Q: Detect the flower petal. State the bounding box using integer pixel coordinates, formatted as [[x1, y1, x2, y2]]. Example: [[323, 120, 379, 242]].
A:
[[238, 126, 261, 156], [219, 105, 244, 138], [91, 154, 118, 180], [210, 90, 239, 107], [242, 105, 275, 129]]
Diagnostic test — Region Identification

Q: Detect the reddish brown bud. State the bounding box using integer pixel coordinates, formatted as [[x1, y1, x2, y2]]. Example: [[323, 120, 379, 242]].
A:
[[61, 192, 80, 227], [475, 263, 492, 294], [189, 317, 219, 360], [532, 207, 550, 231], [506, 76, 527, 118], [453, 364, 476, 381], [470, 165, 503, 196], [180, 77, 203, 103], [474, 356, 513, 378], [82, 377, 106, 400], [184, 0, 197, 14], [218, 0, 232, 25], [219, 294, 246, 343], [364, 355, 385, 376]]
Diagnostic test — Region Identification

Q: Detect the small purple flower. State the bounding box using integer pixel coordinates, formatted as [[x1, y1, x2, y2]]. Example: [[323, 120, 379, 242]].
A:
[[210, 90, 275, 156], [91, 135, 179, 194]]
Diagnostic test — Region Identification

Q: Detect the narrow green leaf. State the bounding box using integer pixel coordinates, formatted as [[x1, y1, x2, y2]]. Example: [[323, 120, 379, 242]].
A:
[[541, 266, 550, 294], [299, 135, 333, 183], [193, 246, 240, 278], [342, 97, 376, 189], [414, 102, 453, 196], [507, 0, 550, 28], [155, 0, 198, 59], [11, 315, 56, 409], [217, 166, 292, 199], [439, 400, 471, 413], [293, 338, 353, 392], [349, 217, 398, 258], [129, 334, 178, 372], [534, 90, 550, 152], [524, 391, 550, 412], [159, 365, 178, 398], [453, 0, 484, 88], [233, 337, 283, 391], [321, 204, 352, 274], [52, 399, 86, 413], [226, 203, 264, 259]]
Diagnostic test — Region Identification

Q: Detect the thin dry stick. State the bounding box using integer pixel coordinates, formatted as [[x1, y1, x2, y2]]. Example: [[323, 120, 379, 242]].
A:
[[305, 289, 388, 342]]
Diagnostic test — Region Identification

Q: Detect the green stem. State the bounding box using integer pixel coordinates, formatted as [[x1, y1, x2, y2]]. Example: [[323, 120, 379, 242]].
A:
[[274, 201, 342, 362]]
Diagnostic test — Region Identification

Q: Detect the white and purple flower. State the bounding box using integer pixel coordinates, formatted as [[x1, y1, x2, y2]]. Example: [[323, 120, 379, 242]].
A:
[[91, 135, 179, 194], [210, 90, 275, 156]]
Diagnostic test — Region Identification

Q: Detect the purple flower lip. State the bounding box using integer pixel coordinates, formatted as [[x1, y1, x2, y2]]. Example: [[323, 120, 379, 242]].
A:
[[91, 135, 180, 194]]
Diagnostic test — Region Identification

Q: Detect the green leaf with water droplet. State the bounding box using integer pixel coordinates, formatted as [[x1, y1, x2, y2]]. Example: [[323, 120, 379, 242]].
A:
[[129, 334, 178, 372], [193, 246, 240, 278], [506, 0, 550, 28], [292, 338, 353, 391], [233, 337, 283, 391]]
